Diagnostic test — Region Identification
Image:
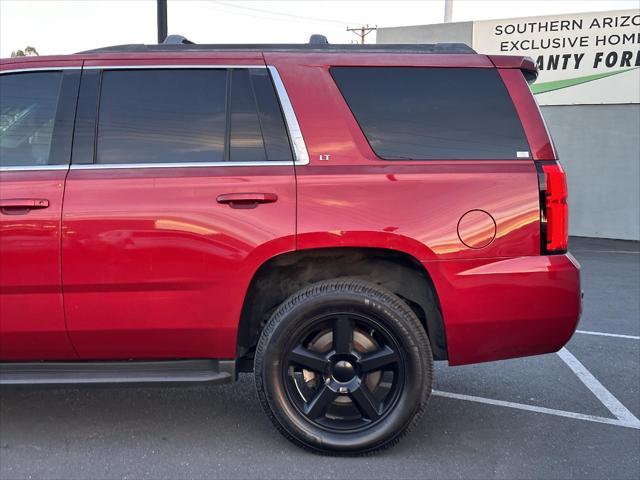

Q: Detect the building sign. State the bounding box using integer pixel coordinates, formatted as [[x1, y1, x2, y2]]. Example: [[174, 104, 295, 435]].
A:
[[472, 10, 640, 105]]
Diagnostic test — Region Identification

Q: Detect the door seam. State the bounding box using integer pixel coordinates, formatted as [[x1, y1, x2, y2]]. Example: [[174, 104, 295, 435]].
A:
[[59, 61, 85, 359]]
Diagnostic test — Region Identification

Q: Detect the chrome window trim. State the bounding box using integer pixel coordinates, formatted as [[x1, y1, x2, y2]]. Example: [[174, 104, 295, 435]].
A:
[[69, 161, 294, 170], [0, 165, 69, 172], [267, 65, 309, 165], [84, 65, 266, 70], [0, 67, 80, 74]]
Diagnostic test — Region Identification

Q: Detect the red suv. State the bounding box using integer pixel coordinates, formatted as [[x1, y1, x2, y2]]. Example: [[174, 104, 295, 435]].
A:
[[0, 38, 581, 454]]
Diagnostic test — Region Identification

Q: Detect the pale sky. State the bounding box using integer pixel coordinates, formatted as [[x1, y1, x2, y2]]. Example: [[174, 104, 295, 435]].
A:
[[1, 0, 638, 57]]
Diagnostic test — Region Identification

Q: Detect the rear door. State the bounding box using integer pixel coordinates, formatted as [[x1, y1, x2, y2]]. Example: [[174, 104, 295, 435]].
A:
[[62, 58, 300, 359], [0, 64, 80, 360]]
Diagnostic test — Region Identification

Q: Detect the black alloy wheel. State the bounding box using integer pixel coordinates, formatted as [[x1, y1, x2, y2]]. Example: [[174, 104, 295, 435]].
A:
[[255, 279, 433, 455], [283, 312, 404, 432]]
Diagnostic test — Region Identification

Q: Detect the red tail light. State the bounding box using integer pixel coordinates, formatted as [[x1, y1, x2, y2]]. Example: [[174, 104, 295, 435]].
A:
[[536, 161, 568, 254]]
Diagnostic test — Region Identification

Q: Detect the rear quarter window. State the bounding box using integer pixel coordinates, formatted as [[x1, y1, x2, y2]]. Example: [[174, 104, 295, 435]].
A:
[[330, 66, 529, 160]]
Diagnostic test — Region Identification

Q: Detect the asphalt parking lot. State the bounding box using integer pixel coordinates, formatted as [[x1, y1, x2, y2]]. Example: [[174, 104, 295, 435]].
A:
[[1, 237, 638, 480]]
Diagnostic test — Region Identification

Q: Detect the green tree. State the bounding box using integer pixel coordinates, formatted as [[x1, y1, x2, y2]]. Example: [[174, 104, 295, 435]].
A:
[[10, 46, 39, 57]]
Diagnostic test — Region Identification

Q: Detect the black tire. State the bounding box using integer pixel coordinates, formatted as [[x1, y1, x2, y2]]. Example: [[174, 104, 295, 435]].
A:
[[254, 278, 433, 455]]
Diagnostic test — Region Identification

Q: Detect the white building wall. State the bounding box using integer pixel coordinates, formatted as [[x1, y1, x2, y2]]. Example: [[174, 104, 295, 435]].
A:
[[542, 104, 639, 240]]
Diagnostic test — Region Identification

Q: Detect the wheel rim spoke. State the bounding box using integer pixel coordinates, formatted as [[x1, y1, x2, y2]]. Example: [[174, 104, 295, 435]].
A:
[[284, 311, 405, 431], [332, 315, 354, 354], [359, 345, 399, 373], [289, 346, 329, 373], [349, 384, 381, 421], [304, 385, 337, 419]]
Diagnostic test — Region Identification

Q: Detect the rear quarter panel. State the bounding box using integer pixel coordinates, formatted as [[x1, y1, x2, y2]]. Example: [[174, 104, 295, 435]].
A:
[[265, 53, 580, 365], [265, 53, 542, 261]]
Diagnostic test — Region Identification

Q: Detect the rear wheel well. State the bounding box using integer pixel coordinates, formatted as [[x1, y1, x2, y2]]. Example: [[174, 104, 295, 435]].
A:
[[237, 248, 447, 366]]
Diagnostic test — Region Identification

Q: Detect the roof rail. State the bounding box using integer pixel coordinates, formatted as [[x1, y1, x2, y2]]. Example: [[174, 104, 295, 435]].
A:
[[163, 34, 194, 45], [79, 43, 476, 54], [309, 34, 329, 45], [78, 33, 475, 54]]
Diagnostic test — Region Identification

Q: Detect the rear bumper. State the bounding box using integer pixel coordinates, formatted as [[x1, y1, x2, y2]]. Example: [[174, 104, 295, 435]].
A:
[[426, 253, 581, 366]]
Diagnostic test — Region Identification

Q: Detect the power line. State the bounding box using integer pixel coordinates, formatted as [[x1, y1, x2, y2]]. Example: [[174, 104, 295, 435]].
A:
[[197, 2, 337, 26], [208, 1, 364, 26]]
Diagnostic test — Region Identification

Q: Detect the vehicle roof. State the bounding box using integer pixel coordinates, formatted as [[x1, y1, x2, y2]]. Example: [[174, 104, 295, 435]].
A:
[[0, 41, 477, 65], [0, 44, 537, 81]]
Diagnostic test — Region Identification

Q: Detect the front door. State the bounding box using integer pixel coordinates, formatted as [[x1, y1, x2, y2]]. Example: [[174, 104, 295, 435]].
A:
[[62, 60, 298, 359], [0, 65, 80, 360]]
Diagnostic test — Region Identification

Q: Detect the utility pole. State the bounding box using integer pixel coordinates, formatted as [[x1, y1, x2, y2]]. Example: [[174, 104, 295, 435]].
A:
[[444, 0, 453, 23], [346, 25, 377, 45], [157, 0, 168, 43]]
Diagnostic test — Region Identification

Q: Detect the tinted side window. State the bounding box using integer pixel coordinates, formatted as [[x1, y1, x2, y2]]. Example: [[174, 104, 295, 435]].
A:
[[94, 68, 292, 165], [248, 69, 293, 161], [331, 67, 529, 160], [229, 69, 293, 162], [229, 69, 265, 162], [97, 69, 227, 164], [0, 72, 62, 166]]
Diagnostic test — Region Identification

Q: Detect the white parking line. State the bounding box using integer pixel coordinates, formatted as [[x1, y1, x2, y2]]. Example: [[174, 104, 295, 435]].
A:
[[433, 346, 640, 430], [576, 330, 640, 340], [556, 347, 640, 427], [571, 249, 639, 255], [432, 390, 640, 430]]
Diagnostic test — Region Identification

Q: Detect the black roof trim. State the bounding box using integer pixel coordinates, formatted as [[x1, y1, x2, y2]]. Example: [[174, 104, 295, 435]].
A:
[[78, 43, 476, 55]]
